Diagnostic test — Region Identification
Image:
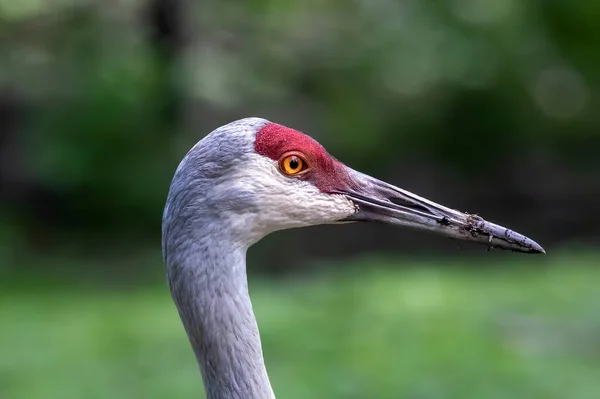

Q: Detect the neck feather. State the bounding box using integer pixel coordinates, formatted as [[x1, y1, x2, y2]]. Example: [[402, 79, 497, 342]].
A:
[[167, 234, 274, 399]]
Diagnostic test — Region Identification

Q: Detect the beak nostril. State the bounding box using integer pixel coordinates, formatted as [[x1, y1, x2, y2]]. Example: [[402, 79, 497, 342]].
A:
[[388, 196, 433, 216]]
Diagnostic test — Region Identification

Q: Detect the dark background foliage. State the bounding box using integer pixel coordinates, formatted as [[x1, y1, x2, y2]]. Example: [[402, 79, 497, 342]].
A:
[[2, 1, 598, 273]]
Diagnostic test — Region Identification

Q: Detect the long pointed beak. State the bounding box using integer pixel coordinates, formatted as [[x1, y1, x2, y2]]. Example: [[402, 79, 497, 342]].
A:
[[336, 169, 545, 254]]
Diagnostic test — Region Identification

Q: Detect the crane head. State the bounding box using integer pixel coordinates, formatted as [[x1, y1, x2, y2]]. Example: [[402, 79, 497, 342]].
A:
[[166, 117, 544, 254]]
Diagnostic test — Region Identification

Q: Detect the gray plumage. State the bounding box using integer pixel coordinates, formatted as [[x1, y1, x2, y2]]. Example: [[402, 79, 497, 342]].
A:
[[163, 118, 274, 399]]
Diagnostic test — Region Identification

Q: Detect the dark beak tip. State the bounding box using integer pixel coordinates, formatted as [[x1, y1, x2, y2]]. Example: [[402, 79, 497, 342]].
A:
[[536, 242, 546, 254], [532, 242, 546, 255], [512, 236, 545, 255]]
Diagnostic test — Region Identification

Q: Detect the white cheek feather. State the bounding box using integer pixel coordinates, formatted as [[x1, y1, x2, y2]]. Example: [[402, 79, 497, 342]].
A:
[[230, 153, 356, 235]]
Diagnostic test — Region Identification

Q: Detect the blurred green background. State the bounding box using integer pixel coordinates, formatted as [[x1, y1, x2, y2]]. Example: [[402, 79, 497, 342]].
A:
[[1, 0, 599, 398]]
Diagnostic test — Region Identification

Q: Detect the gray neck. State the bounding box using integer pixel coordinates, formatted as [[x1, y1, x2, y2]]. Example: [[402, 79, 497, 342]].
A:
[[166, 234, 275, 399]]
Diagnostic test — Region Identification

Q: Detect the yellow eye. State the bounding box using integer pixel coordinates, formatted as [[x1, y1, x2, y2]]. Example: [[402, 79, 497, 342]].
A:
[[279, 153, 309, 176]]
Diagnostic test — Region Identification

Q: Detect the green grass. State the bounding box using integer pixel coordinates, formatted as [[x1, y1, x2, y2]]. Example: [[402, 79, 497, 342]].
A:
[[1, 252, 600, 398]]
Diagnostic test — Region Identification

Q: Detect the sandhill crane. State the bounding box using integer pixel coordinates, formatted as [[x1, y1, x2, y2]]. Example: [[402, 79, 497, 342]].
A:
[[162, 117, 544, 399]]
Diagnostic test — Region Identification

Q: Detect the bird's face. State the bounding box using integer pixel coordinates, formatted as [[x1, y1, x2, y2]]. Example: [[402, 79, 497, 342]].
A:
[[229, 119, 544, 254]]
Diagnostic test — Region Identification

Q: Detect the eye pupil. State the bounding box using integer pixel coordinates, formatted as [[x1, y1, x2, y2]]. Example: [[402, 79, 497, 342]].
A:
[[289, 157, 299, 170]]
